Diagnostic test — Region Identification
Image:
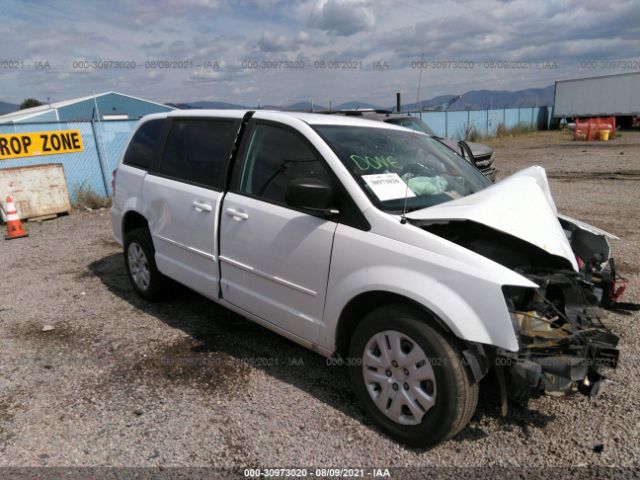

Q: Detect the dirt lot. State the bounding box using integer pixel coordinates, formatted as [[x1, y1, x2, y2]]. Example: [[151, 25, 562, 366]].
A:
[[0, 130, 639, 476]]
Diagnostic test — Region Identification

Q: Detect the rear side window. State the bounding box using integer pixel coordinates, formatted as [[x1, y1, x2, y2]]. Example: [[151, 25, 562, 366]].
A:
[[158, 119, 239, 190], [123, 119, 164, 169]]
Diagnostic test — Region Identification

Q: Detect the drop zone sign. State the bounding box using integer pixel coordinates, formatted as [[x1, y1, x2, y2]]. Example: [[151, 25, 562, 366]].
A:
[[0, 130, 84, 160]]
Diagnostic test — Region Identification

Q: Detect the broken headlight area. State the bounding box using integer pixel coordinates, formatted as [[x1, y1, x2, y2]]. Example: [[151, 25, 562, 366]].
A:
[[560, 216, 638, 312], [502, 271, 619, 398], [420, 219, 637, 313], [583, 257, 638, 312]]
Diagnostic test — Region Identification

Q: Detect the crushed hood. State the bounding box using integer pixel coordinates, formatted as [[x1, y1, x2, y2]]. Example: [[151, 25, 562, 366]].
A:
[[406, 166, 579, 271]]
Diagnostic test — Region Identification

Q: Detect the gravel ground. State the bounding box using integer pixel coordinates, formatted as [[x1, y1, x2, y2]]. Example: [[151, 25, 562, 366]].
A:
[[0, 130, 639, 476]]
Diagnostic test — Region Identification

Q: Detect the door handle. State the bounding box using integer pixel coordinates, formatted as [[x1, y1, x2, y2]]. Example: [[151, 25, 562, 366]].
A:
[[192, 201, 213, 213], [225, 207, 249, 220]]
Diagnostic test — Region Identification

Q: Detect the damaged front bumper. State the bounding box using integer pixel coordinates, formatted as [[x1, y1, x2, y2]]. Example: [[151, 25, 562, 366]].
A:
[[501, 266, 621, 398]]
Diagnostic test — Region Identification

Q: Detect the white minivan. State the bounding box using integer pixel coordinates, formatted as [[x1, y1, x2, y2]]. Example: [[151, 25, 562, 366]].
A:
[[112, 109, 622, 447]]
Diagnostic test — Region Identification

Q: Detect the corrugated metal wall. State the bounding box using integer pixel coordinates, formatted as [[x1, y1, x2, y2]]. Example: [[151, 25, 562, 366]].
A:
[[57, 94, 172, 121], [0, 120, 137, 200], [5, 93, 174, 123], [416, 106, 552, 138], [554, 72, 640, 118]]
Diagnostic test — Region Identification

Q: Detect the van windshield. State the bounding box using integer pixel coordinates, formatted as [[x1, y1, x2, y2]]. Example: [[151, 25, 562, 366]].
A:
[[313, 125, 491, 212]]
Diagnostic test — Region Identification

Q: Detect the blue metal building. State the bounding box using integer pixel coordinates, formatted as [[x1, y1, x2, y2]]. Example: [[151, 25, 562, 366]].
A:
[[0, 92, 174, 124]]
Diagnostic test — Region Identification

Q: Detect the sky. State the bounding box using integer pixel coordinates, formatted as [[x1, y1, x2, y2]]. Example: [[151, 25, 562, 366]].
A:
[[1, 0, 638, 107]]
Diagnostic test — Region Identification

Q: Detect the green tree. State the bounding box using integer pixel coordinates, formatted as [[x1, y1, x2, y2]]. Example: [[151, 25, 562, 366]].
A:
[[19, 98, 43, 110]]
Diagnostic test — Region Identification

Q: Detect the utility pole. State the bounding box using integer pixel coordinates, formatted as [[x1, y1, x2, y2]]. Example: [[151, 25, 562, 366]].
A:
[[416, 53, 424, 113]]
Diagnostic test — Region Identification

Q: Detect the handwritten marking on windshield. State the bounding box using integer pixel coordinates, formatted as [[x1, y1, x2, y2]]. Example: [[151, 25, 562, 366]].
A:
[[350, 154, 400, 171]]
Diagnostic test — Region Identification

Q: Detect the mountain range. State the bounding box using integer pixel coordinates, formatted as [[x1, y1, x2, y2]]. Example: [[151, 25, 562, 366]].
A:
[[1, 85, 555, 117], [171, 85, 555, 112], [402, 85, 555, 111], [0, 101, 18, 115]]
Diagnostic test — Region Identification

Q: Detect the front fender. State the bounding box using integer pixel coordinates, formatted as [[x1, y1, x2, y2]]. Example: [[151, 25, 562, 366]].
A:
[[322, 225, 537, 353]]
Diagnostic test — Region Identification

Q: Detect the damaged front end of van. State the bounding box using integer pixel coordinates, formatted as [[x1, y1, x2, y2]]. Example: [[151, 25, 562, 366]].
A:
[[407, 166, 635, 402], [500, 263, 621, 399]]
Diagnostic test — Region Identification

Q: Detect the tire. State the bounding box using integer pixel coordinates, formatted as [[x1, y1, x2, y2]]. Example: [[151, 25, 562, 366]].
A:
[[123, 228, 165, 302], [349, 304, 478, 448]]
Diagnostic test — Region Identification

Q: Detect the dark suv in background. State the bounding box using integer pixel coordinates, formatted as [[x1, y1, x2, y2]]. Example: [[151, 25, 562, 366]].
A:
[[325, 110, 497, 181]]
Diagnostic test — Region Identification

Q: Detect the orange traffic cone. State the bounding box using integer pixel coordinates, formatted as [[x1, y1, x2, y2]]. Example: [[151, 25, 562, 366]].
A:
[[4, 196, 28, 240]]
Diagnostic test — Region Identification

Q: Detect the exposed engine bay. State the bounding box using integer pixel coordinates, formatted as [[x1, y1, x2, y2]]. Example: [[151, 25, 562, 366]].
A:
[[412, 215, 637, 403]]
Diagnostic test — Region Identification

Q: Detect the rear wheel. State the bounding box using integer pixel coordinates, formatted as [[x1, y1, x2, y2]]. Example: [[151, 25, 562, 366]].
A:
[[124, 228, 165, 302], [349, 304, 478, 448]]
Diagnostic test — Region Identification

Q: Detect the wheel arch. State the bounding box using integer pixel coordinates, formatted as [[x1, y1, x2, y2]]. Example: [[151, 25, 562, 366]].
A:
[[334, 290, 456, 359], [122, 210, 149, 237]]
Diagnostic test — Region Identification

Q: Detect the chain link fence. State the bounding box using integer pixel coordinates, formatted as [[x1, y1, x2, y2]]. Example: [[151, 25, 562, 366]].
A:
[[0, 120, 137, 200], [416, 106, 552, 139]]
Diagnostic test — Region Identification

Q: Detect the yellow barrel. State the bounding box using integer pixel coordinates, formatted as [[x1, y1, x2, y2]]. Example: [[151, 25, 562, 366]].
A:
[[598, 129, 610, 141]]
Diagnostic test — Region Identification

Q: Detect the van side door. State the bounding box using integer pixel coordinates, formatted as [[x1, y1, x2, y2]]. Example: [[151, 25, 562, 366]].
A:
[[143, 118, 239, 298], [218, 121, 338, 341]]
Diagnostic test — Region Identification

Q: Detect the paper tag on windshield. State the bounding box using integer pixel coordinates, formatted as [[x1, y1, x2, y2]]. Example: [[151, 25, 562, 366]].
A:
[[362, 173, 415, 201]]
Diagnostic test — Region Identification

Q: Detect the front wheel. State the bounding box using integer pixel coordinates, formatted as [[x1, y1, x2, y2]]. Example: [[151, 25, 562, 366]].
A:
[[349, 305, 478, 448]]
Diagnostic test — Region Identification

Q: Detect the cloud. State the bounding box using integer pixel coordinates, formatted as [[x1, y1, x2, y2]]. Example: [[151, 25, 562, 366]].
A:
[[257, 31, 293, 52], [187, 70, 225, 83], [359, 0, 639, 65], [255, 30, 318, 52], [308, 0, 375, 36], [125, 0, 228, 25], [1, 0, 639, 107], [233, 85, 256, 95], [140, 41, 164, 51]]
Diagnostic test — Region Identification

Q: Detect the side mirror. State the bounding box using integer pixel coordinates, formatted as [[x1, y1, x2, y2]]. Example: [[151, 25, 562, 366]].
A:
[[285, 178, 338, 216], [458, 140, 476, 164]]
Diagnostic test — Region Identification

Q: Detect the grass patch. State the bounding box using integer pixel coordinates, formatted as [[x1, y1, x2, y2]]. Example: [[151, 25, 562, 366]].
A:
[[460, 122, 538, 143], [462, 124, 483, 142], [495, 123, 537, 137], [73, 183, 112, 210]]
